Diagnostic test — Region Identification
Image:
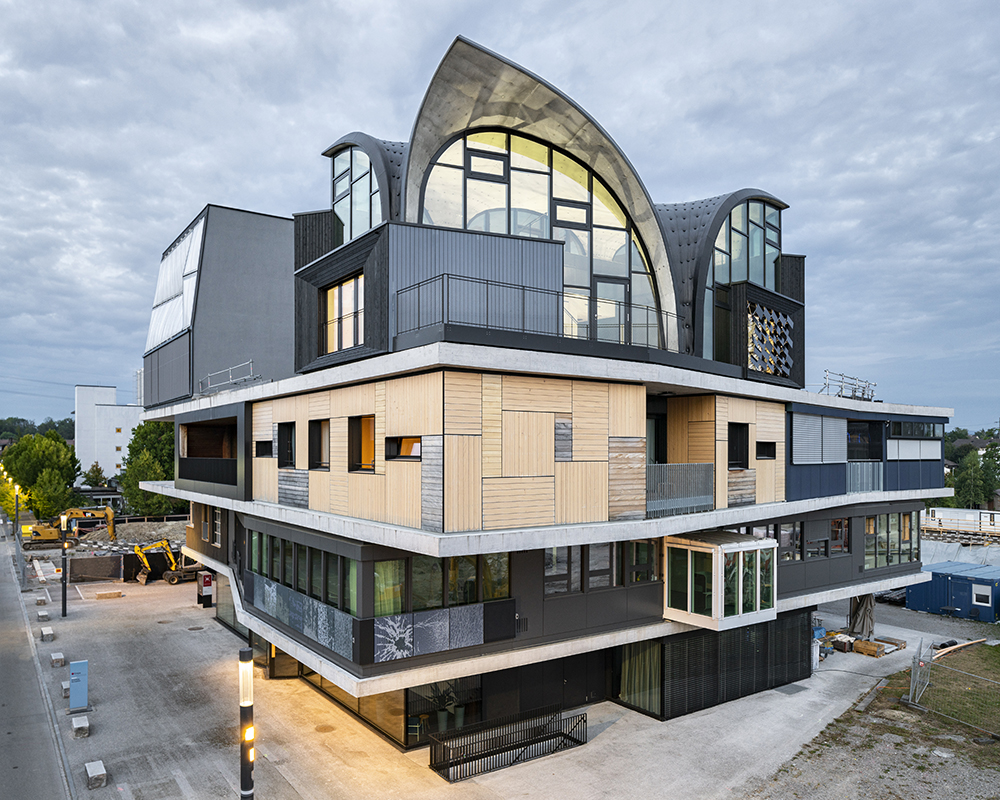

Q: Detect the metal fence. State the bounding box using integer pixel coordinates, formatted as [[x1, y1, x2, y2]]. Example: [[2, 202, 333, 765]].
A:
[[847, 461, 883, 493], [907, 639, 1000, 737], [646, 463, 715, 518], [429, 705, 587, 782], [396, 273, 679, 352]]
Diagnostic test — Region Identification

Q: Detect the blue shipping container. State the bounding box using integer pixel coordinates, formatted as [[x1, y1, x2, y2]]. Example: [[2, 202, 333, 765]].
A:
[[906, 561, 1000, 622]]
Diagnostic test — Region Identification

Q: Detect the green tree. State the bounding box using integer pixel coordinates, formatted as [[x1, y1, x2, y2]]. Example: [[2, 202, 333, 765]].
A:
[[32, 468, 75, 519], [119, 449, 173, 515], [982, 444, 1000, 506], [954, 451, 986, 509], [1, 431, 80, 516], [0, 479, 31, 521], [81, 461, 107, 488], [125, 421, 175, 478]]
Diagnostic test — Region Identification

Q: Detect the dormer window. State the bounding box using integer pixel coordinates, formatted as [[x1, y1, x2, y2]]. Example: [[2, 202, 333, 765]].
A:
[[332, 146, 382, 248]]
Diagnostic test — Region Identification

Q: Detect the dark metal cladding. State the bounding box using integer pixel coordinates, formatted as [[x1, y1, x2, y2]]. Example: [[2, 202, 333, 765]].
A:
[[323, 132, 408, 222]]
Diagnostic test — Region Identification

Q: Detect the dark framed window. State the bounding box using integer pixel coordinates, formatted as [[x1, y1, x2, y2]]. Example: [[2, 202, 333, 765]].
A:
[[412, 555, 444, 611], [249, 530, 260, 574], [277, 422, 295, 468], [544, 546, 581, 595], [309, 419, 330, 470], [385, 436, 421, 460], [211, 508, 222, 547], [331, 145, 382, 248], [848, 421, 883, 460], [756, 441, 776, 460], [282, 540, 294, 588], [778, 522, 801, 562], [255, 440, 273, 458], [348, 415, 375, 472], [320, 274, 365, 355], [448, 555, 479, 606], [830, 519, 849, 554], [626, 540, 659, 583], [729, 423, 749, 469], [309, 548, 323, 600], [586, 543, 617, 590]]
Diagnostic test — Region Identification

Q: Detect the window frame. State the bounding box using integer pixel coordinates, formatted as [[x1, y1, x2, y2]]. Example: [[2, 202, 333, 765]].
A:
[[308, 419, 330, 470], [277, 422, 295, 469], [385, 436, 421, 461], [348, 415, 376, 472], [728, 422, 750, 469]]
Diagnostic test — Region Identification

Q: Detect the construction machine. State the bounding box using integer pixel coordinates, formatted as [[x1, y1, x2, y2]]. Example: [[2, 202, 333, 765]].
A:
[[134, 539, 201, 585], [22, 506, 116, 550]]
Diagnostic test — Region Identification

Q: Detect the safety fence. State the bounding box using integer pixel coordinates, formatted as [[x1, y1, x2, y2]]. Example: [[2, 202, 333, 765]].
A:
[[907, 639, 1000, 738]]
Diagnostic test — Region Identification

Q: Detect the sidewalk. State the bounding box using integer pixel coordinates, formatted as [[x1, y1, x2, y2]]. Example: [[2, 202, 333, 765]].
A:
[[7, 539, 988, 800]]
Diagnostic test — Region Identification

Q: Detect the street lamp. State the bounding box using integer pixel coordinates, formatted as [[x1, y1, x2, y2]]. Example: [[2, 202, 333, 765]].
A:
[[12, 481, 26, 587], [60, 514, 69, 618], [239, 647, 254, 799]]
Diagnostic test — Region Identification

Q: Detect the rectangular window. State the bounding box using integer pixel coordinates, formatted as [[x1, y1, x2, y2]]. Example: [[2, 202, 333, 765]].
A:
[[864, 517, 876, 570], [586, 543, 616, 589], [692, 550, 713, 616], [729, 423, 749, 469], [742, 551, 757, 614], [277, 422, 295, 468], [385, 436, 421, 460], [269, 535, 280, 581], [628, 540, 659, 583], [255, 440, 273, 458], [759, 548, 774, 611], [412, 555, 443, 611], [308, 419, 330, 470], [325, 555, 340, 608], [482, 553, 510, 601], [250, 531, 260, 574], [724, 552, 738, 617], [830, 519, 849, 554], [877, 514, 889, 568], [297, 544, 307, 593], [755, 441, 776, 460], [374, 559, 405, 617], [973, 585, 992, 606], [667, 547, 688, 612], [211, 508, 222, 547], [201, 519, 209, 542], [116, 445, 122, 452], [309, 548, 323, 600], [283, 540, 294, 588], [448, 555, 478, 606], [544, 546, 581, 595], [348, 416, 375, 472], [343, 558, 358, 616], [321, 274, 365, 354]]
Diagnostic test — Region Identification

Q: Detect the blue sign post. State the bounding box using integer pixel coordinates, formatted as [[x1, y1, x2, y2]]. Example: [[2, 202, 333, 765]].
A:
[[69, 660, 89, 713]]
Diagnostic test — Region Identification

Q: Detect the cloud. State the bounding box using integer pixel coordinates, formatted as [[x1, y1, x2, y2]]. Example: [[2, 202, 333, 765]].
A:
[[0, 0, 997, 430]]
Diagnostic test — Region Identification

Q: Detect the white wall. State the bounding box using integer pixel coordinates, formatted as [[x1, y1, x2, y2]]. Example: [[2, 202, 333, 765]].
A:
[[75, 386, 144, 484]]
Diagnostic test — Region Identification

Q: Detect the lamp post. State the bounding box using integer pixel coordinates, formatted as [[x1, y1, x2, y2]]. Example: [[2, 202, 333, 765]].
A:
[[60, 513, 69, 618], [11, 480, 26, 588], [239, 647, 254, 799]]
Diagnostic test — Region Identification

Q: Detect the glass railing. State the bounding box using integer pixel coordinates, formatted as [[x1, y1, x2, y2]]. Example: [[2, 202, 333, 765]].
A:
[[397, 274, 679, 352]]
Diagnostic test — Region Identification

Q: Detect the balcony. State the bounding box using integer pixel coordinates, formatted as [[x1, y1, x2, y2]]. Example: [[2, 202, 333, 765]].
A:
[[646, 463, 714, 518], [178, 457, 237, 486], [397, 274, 679, 352]]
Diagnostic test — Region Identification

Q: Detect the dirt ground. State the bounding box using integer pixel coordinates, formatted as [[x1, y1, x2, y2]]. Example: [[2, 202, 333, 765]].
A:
[[80, 519, 189, 547], [745, 650, 1000, 800]]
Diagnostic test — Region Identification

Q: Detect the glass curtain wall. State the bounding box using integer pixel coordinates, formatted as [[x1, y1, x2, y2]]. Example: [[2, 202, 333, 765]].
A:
[[420, 130, 660, 346], [331, 146, 383, 248], [618, 639, 662, 716]]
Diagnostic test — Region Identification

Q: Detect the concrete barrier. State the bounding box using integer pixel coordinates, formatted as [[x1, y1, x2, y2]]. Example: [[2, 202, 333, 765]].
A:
[[36, 596, 47, 606], [50, 652, 65, 668], [94, 590, 122, 600], [62, 681, 70, 699], [40, 626, 54, 642], [72, 716, 90, 738], [85, 760, 106, 789], [38, 610, 50, 622]]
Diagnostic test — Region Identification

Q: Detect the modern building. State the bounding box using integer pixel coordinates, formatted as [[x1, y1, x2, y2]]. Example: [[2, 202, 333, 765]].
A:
[[74, 385, 144, 483], [141, 38, 951, 749]]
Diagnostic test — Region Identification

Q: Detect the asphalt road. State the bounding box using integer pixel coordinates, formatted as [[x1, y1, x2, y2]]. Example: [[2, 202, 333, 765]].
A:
[[0, 531, 71, 799]]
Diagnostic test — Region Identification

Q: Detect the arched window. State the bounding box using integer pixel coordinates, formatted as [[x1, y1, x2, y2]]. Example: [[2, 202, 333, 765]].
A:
[[420, 131, 661, 347], [331, 146, 383, 248], [703, 199, 782, 361]]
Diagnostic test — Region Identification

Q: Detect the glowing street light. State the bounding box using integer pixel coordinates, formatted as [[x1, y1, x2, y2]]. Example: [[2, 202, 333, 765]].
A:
[[60, 514, 69, 618], [239, 647, 254, 799]]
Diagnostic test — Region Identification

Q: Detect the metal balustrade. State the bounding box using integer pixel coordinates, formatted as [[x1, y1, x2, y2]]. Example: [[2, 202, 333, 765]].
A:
[[646, 463, 715, 518], [847, 461, 883, 493]]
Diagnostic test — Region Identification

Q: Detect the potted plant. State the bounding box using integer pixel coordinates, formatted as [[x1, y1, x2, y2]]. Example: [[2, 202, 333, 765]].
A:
[[428, 682, 457, 732]]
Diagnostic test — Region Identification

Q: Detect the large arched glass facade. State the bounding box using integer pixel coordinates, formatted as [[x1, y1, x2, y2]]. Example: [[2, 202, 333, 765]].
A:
[[332, 145, 383, 249], [420, 130, 661, 347], [703, 199, 782, 361]]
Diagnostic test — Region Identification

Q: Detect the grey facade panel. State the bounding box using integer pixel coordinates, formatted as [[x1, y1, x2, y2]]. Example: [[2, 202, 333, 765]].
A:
[[144, 332, 191, 407], [822, 417, 848, 464], [277, 469, 309, 508], [792, 413, 823, 464], [420, 435, 443, 532]]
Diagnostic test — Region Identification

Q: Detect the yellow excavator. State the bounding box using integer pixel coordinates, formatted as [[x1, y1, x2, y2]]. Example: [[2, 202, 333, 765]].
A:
[[22, 506, 116, 550], [134, 539, 201, 585]]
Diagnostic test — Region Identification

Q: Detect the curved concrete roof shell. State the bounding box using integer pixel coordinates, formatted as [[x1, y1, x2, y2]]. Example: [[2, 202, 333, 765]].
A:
[[657, 188, 788, 355], [403, 36, 678, 339], [323, 133, 408, 223]]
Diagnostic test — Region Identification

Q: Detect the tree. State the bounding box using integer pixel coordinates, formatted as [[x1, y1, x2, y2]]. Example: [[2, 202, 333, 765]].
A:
[[1, 431, 80, 517], [81, 461, 107, 488], [983, 444, 1000, 506], [954, 451, 986, 509], [32, 468, 75, 519], [125, 421, 175, 478], [119, 449, 173, 515]]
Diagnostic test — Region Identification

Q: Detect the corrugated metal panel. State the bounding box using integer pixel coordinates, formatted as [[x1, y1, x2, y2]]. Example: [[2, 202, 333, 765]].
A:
[[792, 413, 822, 464], [821, 416, 847, 463]]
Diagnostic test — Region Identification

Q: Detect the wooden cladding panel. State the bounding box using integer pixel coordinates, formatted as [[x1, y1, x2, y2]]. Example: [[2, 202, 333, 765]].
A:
[[755, 401, 785, 442], [502, 411, 555, 477], [715, 441, 729, 510], [385, 372, 443, 436], [715, 395, 729, 441], [572, 381, 609, 462], [727, 396, 757, 424], [728, 469, 756, 507], [444, 435, 482, 532], [331, 382, 375, 418], [271, 395, 296, 422], [555, 462, 608, 524], [295, 397, 310, 471], [482, 477, 555, 530], [252, 402, 272, 441], [309, 469, 330, 512], [374, 381, 386, 475], [308, 390, 330, 420], [502, 375, 572, 413], [421, 435, 443, 532], [348, 473, 387, 522], [252, 457, 278, 503], [444, 372, 482, 435], [755, 459, 775, 505], [688, 420, 715, 463], [481, 375, 503, 478], [329, 418, 349, 514], [608, 383, 646, 437], [608, 437, 645, 521], [385, 460, 421, 528], [775, 442, 786, 501]]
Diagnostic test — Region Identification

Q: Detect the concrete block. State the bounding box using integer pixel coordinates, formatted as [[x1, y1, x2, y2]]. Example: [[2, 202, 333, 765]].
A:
[[37, 610, 50, 622], [95, 590, 122, 600], [40, 626, 54, 642], [36, 596, 47, 606], [85, 760, 106, 789], [62, 681, 71, 699], [72, 716, 90, 738], [50, 652, 65, 668]]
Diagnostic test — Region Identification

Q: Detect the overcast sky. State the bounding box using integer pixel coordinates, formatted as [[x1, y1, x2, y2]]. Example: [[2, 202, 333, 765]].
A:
[[1, 0, 998, 432]]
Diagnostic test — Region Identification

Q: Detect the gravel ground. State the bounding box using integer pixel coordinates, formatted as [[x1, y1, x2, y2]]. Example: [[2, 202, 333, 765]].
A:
[[81, 519, 189, 547], [745, 601, 1000, 800]]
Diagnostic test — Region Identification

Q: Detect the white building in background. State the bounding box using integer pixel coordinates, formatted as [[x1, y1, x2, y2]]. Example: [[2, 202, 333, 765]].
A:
[[74, 385, 144, 484]]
